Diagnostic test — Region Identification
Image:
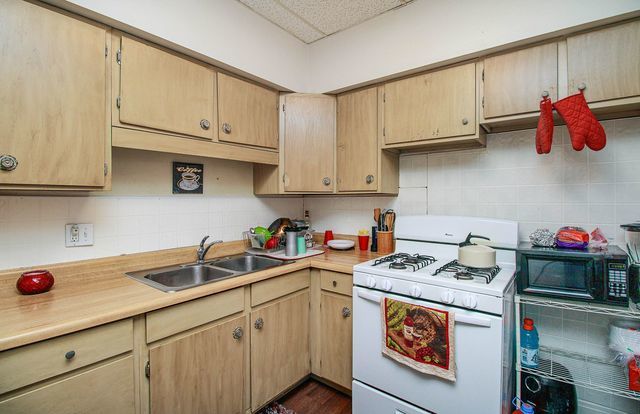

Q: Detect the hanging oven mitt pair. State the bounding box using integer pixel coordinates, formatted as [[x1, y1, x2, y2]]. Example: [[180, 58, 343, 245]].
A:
[[535, 90, 606, 154]]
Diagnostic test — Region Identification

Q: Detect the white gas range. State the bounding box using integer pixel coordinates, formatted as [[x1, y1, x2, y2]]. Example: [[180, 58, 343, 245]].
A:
[[352, 215, 519, 414]]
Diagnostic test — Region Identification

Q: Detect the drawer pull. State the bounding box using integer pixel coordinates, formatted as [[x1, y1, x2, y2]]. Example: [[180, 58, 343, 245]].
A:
[[366, 174, 374, 184], [0, 154, 18, 171], [200, 119, 211, 130], [222, 122, 232, 134], [342, 307, 351, 318], [322, 177, 331, 186], [232, 326, 243, 340], [332, 280, 337, 287], [64, 350, 76, 360]]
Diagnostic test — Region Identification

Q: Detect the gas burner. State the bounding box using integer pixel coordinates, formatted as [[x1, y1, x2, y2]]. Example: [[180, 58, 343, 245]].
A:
[[413, 254, 437, 265], [432, 260, 501, 284], [389, 261, 407, 270]]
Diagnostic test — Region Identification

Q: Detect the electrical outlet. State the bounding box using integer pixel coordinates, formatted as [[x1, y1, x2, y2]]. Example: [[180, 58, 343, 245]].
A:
[[65, 223, 94, 247]]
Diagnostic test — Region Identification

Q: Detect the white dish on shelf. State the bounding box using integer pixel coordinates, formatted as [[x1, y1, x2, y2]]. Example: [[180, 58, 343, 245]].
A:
[[327, 239, 355, 250]]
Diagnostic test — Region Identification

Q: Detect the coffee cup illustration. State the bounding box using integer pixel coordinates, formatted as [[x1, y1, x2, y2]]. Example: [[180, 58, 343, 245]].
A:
[[178, 172, 200, 190]]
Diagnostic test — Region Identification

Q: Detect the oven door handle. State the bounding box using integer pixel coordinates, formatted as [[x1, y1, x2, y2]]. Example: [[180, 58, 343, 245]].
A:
[[356, 288, 492, 328]]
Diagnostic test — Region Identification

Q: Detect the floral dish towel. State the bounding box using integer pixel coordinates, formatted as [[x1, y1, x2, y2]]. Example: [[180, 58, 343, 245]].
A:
[[381, 297, 456, 381]]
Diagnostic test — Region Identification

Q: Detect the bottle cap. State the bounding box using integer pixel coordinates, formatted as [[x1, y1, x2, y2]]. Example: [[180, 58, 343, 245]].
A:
[[523, 318, 535, 331]]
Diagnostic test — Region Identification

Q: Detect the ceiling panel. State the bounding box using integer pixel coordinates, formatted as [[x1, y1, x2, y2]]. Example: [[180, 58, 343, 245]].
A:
[[237, 0, 414, 43]]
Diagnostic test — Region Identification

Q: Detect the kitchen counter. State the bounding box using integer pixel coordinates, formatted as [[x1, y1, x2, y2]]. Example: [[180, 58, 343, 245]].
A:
[[0, 242, 377, 352]]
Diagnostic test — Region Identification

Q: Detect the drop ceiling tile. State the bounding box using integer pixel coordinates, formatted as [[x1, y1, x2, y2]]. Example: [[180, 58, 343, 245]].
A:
[[278, 0, 408, 36], [238, 0, 324, 43]]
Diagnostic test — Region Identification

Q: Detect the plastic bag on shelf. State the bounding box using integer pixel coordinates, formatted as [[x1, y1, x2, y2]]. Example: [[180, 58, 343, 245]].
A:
[[590, 227, 608, 250]]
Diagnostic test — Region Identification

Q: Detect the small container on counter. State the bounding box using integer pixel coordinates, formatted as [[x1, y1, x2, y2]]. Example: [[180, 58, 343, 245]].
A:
[[377, 231, 394, 255], [358, 229, 370, 251], [371, 226, 378, 252], [296, 236, 307, 255], [285, 227, 299, 257]]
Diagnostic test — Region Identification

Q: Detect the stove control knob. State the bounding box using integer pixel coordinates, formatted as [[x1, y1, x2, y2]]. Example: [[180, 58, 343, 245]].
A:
[[440, 290, 455, 304], [462, 294, 478, 309], [366, 276, 376, 288], [381, 279, 393, 292], [410, 285, 422, 298]]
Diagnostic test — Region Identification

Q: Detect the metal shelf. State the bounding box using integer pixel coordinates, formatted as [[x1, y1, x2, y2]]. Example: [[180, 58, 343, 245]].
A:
[[518, 346, 640, 401], [516, 294, 640, 319]]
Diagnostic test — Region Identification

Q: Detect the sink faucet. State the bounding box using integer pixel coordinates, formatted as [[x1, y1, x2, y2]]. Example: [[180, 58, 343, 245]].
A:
[[197, 235, 223, 264]]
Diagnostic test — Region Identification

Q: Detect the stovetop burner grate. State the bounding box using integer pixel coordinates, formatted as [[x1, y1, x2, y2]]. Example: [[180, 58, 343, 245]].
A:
[[432, 260, 501, 284], [372, 253, 437, 272]]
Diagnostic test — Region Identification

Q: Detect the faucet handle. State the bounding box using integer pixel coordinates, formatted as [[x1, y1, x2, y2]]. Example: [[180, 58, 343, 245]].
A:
[[199, 235, 210, 248]]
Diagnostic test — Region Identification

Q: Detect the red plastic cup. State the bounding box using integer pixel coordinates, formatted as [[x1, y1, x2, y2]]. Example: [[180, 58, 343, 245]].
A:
[[358, 235, 370, 251], [324, 230, 334, 245]]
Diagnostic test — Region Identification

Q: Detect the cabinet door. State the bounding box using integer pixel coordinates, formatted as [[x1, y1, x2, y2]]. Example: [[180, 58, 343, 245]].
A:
[[384, 63, 476, 144], [483, 43, 558, 118], [320, 293, 352, 389], [0, 1, 107, 187], [251, 291, 310, 411], [119, 36, 215, 140], [337, 87, 378, 192], [0, 357, 134, 414], [149, 315, 246, 414], [283, 94, 335, 192], [568, 20, 640, 102], [218, 73, 279, 149]]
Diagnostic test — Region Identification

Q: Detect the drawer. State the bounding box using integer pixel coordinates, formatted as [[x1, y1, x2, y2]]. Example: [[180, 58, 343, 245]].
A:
[[0, 356, 135, 414], [0, 319, 133, 394], [251, 269, 310, 307], [146, 287, 244, 343], [321, 270, 353, 296]]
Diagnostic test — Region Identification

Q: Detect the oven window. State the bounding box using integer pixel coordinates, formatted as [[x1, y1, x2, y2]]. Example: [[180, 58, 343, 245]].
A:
[[526, 258, 589, 291]]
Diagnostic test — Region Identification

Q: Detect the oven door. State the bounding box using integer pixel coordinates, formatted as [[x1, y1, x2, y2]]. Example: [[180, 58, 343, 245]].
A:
[[517, 253, 603, 300], [353, 286, 506, 414]]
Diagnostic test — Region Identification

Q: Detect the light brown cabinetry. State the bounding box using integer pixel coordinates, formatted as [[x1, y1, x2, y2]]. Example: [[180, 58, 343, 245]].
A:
[[283, 94, 336, 192], [483, 43, 558, 118], [218, 73, 279, 149], [149, 315, 247, 414], [384, 63, 478, 146], [319, 292, 352, 389], [250, 290, 310, 411], [117, 35, 216, 140], [567, 20, 640, 103], [0, 0, 109, 189]]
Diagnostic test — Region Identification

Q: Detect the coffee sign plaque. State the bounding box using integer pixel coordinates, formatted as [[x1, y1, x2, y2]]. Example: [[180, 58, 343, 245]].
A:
[[173, 162, 203, 194]]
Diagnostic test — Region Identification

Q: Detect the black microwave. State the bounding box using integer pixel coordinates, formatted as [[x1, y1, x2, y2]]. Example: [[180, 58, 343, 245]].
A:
[[516, 243, 629, 306]]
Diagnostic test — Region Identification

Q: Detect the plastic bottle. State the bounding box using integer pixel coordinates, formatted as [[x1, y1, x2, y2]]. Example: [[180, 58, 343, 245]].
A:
[[520, 318, 539, 369]]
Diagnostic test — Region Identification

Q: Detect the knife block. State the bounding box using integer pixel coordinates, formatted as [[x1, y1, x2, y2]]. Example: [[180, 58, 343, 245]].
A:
[[377, 231, 394, 255]]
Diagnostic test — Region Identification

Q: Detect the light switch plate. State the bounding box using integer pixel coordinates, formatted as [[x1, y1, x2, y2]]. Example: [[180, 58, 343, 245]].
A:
[[65, 223, 94, 247]]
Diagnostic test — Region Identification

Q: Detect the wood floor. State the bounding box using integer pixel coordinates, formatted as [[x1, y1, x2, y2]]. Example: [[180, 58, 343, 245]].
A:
[[280, 379, 351, 414]]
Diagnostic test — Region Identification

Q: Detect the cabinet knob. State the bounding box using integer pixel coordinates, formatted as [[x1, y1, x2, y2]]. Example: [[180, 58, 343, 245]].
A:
[[232, 326, 243, 340], [541, 90, 549, 98], [200, 119, 211, 130], [332, 280, 337, 287], [322, 177, 331, 186], [64, 350, 76, 360], [254, 317, 264, 330], [0, 155, 18, 171], [461, 118, 469, 125], [366, 174, 374, 184], [222, 122, 232, 134], [342, 307, 351, 318], [578, 82, 587, 91]]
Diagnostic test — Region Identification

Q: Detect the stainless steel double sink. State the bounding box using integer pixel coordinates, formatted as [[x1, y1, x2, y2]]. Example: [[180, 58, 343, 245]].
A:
[[126, 254, 287, 292]]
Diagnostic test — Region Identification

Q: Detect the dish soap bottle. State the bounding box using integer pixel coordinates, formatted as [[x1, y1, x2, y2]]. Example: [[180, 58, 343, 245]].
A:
[[520, 318, 539, 368]]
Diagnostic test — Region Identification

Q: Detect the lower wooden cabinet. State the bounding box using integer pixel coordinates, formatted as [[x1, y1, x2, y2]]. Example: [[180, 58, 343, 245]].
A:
[[251, 290, 310, 411], [319, 292, 353, 389], [148, 315, 247, 414], [0, 356, 135, 414]]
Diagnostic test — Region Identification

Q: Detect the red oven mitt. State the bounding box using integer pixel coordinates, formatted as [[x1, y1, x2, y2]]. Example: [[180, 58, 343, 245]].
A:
[[553, 91, 606, 151], [535, 96, 554, 154]]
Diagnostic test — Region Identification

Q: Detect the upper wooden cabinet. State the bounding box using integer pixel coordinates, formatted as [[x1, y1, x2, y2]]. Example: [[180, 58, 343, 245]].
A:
[[282, 94, 336, 193], [0, 1, 109, 189], [117, 35, 216, 140], [567, 20, 640, 103], [217, 73, 279, 149], [149, 316, 246, 414], [483, 43, 558, 118], [336, 87, 398, 194], [384, 63, 477, 145]]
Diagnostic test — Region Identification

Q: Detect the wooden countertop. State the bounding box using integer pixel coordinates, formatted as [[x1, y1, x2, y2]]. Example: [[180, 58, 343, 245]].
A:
[[0, 242, 377, 352]]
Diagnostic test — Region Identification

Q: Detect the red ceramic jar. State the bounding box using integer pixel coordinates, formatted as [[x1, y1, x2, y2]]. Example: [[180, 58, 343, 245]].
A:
[[16, 270, 55, 295]]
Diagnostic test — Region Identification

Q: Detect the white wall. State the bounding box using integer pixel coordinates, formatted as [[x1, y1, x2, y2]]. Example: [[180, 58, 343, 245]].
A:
[[304, 117, 640, 246], [308, 0, 640, 92], [0, 149, 303, 270], [46, 0, 309, 91]]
